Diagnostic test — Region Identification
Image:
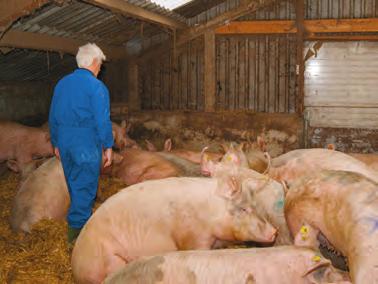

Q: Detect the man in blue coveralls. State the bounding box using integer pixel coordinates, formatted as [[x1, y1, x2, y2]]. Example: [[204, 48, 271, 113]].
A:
[[48, 43, 114, 244]]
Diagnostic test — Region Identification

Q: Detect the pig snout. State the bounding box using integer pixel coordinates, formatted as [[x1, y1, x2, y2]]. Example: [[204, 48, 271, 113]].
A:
[[260, 224, 278, 243], [250, 216, 278, 243], [236, 213, 278, 243]]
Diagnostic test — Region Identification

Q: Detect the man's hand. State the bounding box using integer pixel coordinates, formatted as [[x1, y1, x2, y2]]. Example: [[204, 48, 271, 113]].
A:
[[54, 147, 60, 160], [103, 148, 113, 168]]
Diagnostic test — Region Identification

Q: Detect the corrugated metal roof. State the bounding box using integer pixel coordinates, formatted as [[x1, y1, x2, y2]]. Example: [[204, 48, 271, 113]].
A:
[[12, 1, 169, 47], [173, 0, 226, 18]]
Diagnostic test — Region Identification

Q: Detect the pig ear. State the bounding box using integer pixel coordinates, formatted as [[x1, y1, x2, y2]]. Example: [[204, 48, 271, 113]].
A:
[[244, 178, 268, 195], [201, 147, 216, 176], [219, 143, 229, 154], [216, 175, 242, 199], [303, 258, 332, 284], [125, 121, 132, 133], [257, 136, 266, 152], [112, 152, 124, 164], [120, 120, 127, 128], [281, 180, 289, 195], [164, 139, 172, 151], [240, 142, 251, 152], [6, 160, 20, 173], [145, 140, 157, 152], [222, 151, 241, 167], [132, 144, 141, 150]]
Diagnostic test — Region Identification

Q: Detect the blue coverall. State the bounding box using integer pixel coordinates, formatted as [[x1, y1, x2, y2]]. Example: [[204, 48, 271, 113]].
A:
[[48, 68, 114, 229]]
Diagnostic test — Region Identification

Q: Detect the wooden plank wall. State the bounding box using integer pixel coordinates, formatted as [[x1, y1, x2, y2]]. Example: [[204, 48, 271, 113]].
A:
[[215, 35, 297, 112], [238, 0, 378, 21], [103, 60, 128, 103], [139, 38, 205, 111]]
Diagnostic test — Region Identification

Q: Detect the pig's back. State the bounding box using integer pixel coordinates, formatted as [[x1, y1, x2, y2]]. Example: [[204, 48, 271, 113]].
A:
[[95, 177, 216, 217], [104, 246, 321, 284], [271, 149, 378, 183], [10, 157, 68, 232]]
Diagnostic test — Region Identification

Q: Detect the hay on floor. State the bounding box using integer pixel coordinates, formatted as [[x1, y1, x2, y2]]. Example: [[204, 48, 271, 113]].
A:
[[0, 172, 126, 283]]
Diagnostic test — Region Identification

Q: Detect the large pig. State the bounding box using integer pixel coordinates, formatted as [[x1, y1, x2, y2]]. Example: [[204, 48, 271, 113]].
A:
[[146, 138, 223, 164], [348, 153, 378, 172], [202, 140, 268, 175], [0, 121, 53, 172], [108, 148, 202, 185], [268, 148, 378, 184], [225, 137, 268, 173], [202, 153, 292, 245], [71, 174, 278, 284], [9, 157, 69, 233], [111, 120, 139, 150], [285, 170, 378, 284], [42, 120, 137, 150], [11, 152, 125, 233], [104, 246, 351, 284]]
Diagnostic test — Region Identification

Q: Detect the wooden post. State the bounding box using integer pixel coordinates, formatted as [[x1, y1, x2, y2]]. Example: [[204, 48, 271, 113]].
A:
[[127, 61, 140, 111], [204, 30, 216, 112], [295, 0, 305, 115]]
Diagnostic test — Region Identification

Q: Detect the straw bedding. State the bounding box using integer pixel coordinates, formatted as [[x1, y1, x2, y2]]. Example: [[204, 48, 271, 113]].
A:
[[0, 171, 126, 283]]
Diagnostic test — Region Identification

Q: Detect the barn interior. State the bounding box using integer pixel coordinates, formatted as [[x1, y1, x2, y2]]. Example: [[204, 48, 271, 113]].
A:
[[0, 0, 377, 283]]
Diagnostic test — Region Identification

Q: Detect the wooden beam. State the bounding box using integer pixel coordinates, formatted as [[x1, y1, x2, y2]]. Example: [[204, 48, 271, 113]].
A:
[[0, 29, 127, 60], [216, 20, 297, 34], [307, 34, 378, 41], [215, 18, 378, 35], [306, 18, 378, 33], [83, 0, 187, 30], [0, 0, 49, 32], [204, 30, 216, 112], [295, 0, 305, 115], [177, 0, 280, 45]]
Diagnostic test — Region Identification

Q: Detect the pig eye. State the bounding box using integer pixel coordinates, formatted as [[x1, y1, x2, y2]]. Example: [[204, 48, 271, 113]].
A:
[[239, 207, 249, 214]]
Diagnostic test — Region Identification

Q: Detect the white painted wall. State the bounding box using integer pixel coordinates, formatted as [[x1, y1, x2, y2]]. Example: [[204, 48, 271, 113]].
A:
[[304, 41, 378, 129]]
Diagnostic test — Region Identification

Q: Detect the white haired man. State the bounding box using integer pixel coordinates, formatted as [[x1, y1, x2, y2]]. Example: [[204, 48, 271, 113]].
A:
[[48, 43, 114, 244]]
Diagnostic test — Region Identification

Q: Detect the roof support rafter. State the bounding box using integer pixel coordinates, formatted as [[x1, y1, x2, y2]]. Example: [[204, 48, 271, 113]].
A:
[[82, 0, 187, 29], [0, 29, 127, 60], [0, 0, 50, 33]]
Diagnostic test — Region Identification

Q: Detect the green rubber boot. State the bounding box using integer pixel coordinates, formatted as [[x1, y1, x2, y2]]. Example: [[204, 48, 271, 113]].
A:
[[67, 226, 82, 245]]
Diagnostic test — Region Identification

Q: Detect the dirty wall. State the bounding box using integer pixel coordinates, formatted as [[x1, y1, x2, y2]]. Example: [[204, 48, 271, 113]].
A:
[[0, 82, 53, 125], [115, 111, 303, 158]]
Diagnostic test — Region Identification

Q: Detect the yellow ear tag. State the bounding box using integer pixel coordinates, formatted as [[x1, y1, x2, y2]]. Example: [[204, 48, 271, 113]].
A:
[[300, 225, 309, 240], [312, 255, 321, 262], [226, 155, 232, 161], [203, 153, 209, 161]]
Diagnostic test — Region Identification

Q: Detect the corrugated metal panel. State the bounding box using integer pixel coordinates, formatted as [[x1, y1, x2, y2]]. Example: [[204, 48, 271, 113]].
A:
[[3, 0, 180, 81], [216, 35, 297, 112], [305, 0, 378, 19], [239, 0, 378, 22], [174, 0, 226, 18], [305, 41, 378, 129], [240, 0, 295, 20], [139, 38, 204, 110], [187, 0, 240, 26], [307, 107, 378, 129], [12, 0, 184, 46]]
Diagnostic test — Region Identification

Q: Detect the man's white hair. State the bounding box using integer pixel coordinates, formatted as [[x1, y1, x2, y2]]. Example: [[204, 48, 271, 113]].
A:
[[76, 43, 106, 68]]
